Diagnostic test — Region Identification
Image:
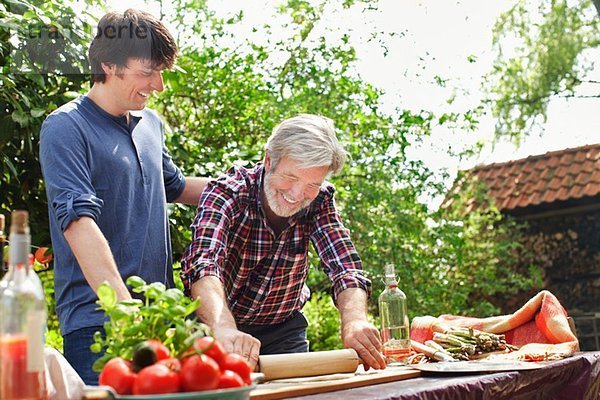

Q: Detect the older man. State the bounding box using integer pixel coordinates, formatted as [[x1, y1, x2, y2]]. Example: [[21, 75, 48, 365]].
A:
[[181, 114, 386, 370]]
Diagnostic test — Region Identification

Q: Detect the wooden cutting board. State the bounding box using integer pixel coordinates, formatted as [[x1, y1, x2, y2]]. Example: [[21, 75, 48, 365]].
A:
[[250, 365, 421, 400]]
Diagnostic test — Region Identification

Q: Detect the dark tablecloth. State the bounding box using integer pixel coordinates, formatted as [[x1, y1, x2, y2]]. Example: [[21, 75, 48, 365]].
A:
[[292, 352, 600, 400]]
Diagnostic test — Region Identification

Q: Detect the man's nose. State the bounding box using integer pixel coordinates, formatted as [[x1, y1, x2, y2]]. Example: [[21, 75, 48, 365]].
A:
[[150, 71, 164, 92], [288, 183, 304, 200]]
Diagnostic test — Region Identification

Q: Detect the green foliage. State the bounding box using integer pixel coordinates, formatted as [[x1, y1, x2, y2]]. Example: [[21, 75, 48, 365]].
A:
[[1, 0, 542, 351], [485, 0, 600, 143], [418, 174, 543, 316], [35, 263, 62, 349], [91, 276, 209, 372], [341, 169, 542, 320], [0, 0, 98, 244], [156, 0, 539, 342], [302, 292, 342, 351], [1, 0, 100, 350]]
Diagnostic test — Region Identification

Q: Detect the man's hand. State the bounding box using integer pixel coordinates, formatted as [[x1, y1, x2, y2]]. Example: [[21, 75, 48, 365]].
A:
[[336, 288, 387, 370], [342, 319, 387, 370], [191, 277, 261, 369], [213, 326, 261, 370]]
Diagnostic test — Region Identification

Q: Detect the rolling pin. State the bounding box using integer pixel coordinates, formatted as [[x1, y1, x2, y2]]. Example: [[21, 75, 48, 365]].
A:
[[257, 341, 457, 381], [258, 349, 361, 381]]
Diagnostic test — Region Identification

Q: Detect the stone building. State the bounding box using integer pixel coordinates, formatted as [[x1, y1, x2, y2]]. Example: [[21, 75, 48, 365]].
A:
[[463, 143, 600, 350]]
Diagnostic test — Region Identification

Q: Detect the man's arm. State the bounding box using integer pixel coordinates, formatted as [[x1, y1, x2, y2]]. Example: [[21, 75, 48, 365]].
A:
[[174, 176, 211, 205], [63, 216, 131, 301], [311, 187, 386, 369], [39, 116, 130, 301], [191, 276, 261, 368], [337, 288, 387, 370], [181, 178, 261, 368]]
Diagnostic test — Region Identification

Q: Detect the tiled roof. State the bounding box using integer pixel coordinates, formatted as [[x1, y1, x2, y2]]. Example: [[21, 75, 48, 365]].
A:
[[458, 143, 600, 212]]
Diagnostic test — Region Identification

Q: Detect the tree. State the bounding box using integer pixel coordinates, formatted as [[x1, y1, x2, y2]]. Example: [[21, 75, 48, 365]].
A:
[[1, 0, 101, 349], [1, 0, 541, 350], [154, 0, 540, 323], [484, 0, 600, 144], [0, 0, 98, 245]]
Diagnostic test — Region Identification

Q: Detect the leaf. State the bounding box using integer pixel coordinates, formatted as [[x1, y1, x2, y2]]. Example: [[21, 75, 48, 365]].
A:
[[119, 299, 143, 308], [161, 288, 183, 304], [146, 282, 167, 299], [11, 110, 29, 126], [92, 353, 112, 373], [90, 342, 102, 353], [63, 91, 82, 99], [170, 305, 188, 316], [108, 305, 131, 321], [29, 73, 45, 88], [184, 298, 200, 315], [126, 275, 146, 289], [3, 156, 19, 178], [123, 324, 142, 337], [30, 108, 46, 118], [97, 283, 117, 309]]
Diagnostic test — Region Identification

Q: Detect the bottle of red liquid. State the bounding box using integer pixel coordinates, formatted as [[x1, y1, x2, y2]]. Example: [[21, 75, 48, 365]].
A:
[[0, 210, 47, 400]]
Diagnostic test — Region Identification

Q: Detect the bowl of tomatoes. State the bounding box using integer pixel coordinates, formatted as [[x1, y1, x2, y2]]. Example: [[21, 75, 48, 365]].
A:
[[90, 278, 258, 399], [96, 337, 258, 399]]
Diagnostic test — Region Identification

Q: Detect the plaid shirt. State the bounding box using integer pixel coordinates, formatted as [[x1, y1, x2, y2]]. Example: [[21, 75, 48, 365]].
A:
[[181, 164, 371, 326]]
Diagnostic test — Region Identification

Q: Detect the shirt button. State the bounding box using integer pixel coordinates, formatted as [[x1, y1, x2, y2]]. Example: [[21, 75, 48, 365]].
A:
[[67, 194, 72, 199]]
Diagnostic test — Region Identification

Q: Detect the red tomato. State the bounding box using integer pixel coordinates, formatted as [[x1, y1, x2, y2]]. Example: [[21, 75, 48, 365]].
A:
[[221, 353, 252, 385], [217, 370, 245, 389], [180, 354, 220, 392], [192, 336, 226, 366], [132, 363, 180, 395], [146, 339, 171, 361], [158, 357, 181, 372], [98, 357, 136, 395], [34, 247, 52, 264]]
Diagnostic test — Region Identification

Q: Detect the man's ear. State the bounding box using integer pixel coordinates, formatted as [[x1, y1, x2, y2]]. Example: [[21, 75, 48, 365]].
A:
[[101, 62, 116, 77], [264, 152, 271, 172]]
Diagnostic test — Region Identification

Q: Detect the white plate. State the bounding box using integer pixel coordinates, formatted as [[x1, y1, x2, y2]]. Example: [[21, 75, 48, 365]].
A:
[[409, 360, 546, 373]]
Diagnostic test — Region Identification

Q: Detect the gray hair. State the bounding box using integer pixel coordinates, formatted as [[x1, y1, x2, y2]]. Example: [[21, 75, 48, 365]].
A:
[[265, 114, 347, 175]]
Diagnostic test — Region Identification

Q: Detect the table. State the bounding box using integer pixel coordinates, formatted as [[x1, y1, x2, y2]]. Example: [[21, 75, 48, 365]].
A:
[[276, 352, 600, 400]]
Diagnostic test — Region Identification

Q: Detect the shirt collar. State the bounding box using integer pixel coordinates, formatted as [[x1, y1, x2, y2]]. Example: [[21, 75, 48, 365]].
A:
[[81, 95, 143, 133]]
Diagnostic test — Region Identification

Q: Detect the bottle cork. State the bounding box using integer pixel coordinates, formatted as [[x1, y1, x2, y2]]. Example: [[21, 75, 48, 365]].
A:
[[10, 210, 29, 235]]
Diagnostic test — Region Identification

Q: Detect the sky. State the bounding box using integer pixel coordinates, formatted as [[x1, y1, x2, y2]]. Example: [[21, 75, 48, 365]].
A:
[[105, 0, 599, 186], [318, 0, 599, 171]]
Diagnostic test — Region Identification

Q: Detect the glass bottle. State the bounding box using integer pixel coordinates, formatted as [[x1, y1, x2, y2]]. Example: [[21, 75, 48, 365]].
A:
[[0, 210, 47, 400], [378, 263, 410, 363]]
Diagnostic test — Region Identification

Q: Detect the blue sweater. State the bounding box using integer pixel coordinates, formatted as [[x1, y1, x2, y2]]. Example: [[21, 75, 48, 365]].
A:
[[40, 96, 186, 335]]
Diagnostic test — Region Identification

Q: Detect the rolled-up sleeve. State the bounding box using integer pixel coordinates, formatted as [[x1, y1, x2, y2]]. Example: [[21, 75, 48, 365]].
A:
[[52, 192, 103, 231], [160, 123, 185, 202], [40, 115, 104, 231], [310, 187, 372, 301], [180, 183, 234, 296]]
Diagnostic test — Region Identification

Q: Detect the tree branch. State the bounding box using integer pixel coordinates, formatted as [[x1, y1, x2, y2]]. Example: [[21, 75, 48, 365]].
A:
[[558, 94, 600, 99]]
